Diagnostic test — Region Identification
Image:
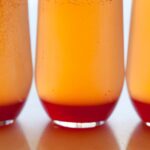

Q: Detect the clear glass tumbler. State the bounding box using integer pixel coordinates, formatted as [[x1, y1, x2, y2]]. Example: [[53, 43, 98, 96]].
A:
[[36, 0, 124, 128], [127, 0, 150, 125], [0, 0, 32, 125]]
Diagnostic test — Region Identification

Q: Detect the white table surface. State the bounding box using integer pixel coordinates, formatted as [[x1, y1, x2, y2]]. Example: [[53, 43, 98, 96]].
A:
[[0, 82, 144, 150]]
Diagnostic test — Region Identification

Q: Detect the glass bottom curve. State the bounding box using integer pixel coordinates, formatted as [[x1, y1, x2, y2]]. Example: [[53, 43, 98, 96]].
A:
[[41, 100, 117, 122], [53, 120, 105, 129], [0, 119, 14, 126], [0, 101, 25, 121], [132, 99, 150, 122]]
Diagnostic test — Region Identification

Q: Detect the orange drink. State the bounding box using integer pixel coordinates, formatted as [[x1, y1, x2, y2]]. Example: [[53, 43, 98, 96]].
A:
[[0, 0, 32, 125], [36, 0, 124, 128], [127, 1, 150, 124]]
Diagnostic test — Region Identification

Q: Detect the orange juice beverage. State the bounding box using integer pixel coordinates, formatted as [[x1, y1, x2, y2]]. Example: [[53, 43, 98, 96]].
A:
[[36, 0, 124, 128], [127, 1, 150, 124], [0, 0, 32, 125]]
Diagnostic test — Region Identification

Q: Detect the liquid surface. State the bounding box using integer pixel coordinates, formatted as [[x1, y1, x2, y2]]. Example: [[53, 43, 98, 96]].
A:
[[0, 0, 32, 105], [36, 0, 124, 106]]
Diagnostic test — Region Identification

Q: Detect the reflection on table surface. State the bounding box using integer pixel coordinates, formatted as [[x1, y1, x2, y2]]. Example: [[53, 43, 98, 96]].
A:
[[0, 122, 29, 150], [127, 122, 150, 150], [38, 123, 120, 150]]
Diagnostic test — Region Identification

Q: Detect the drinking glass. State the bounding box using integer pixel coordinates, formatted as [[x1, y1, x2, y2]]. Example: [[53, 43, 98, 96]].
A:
[[0, 0, 32, 125], [127, 0, 150, 125], [36, 0, 124, 128]]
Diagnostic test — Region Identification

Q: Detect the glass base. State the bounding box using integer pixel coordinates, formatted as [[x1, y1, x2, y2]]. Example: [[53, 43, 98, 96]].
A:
[[145, 122, 150, 127], [42, 100, 116, 123], [53, 120, 105, 129], [0, 120, 14, 126]]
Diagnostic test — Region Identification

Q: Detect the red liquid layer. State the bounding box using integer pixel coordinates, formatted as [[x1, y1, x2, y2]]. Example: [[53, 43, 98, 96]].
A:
[[41, 100, 117, 122], [132, 99, 150, 122], [0, 101, 25, 121]]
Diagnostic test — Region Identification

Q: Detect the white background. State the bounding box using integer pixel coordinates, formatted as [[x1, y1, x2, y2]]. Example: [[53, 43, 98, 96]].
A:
[[17, 0, 141, 150]]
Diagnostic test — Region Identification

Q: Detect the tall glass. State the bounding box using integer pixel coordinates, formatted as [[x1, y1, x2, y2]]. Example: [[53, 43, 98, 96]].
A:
[[36, 0, 124, 128], [127, 1, 150, 125], [0, 0, 32, 125]]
